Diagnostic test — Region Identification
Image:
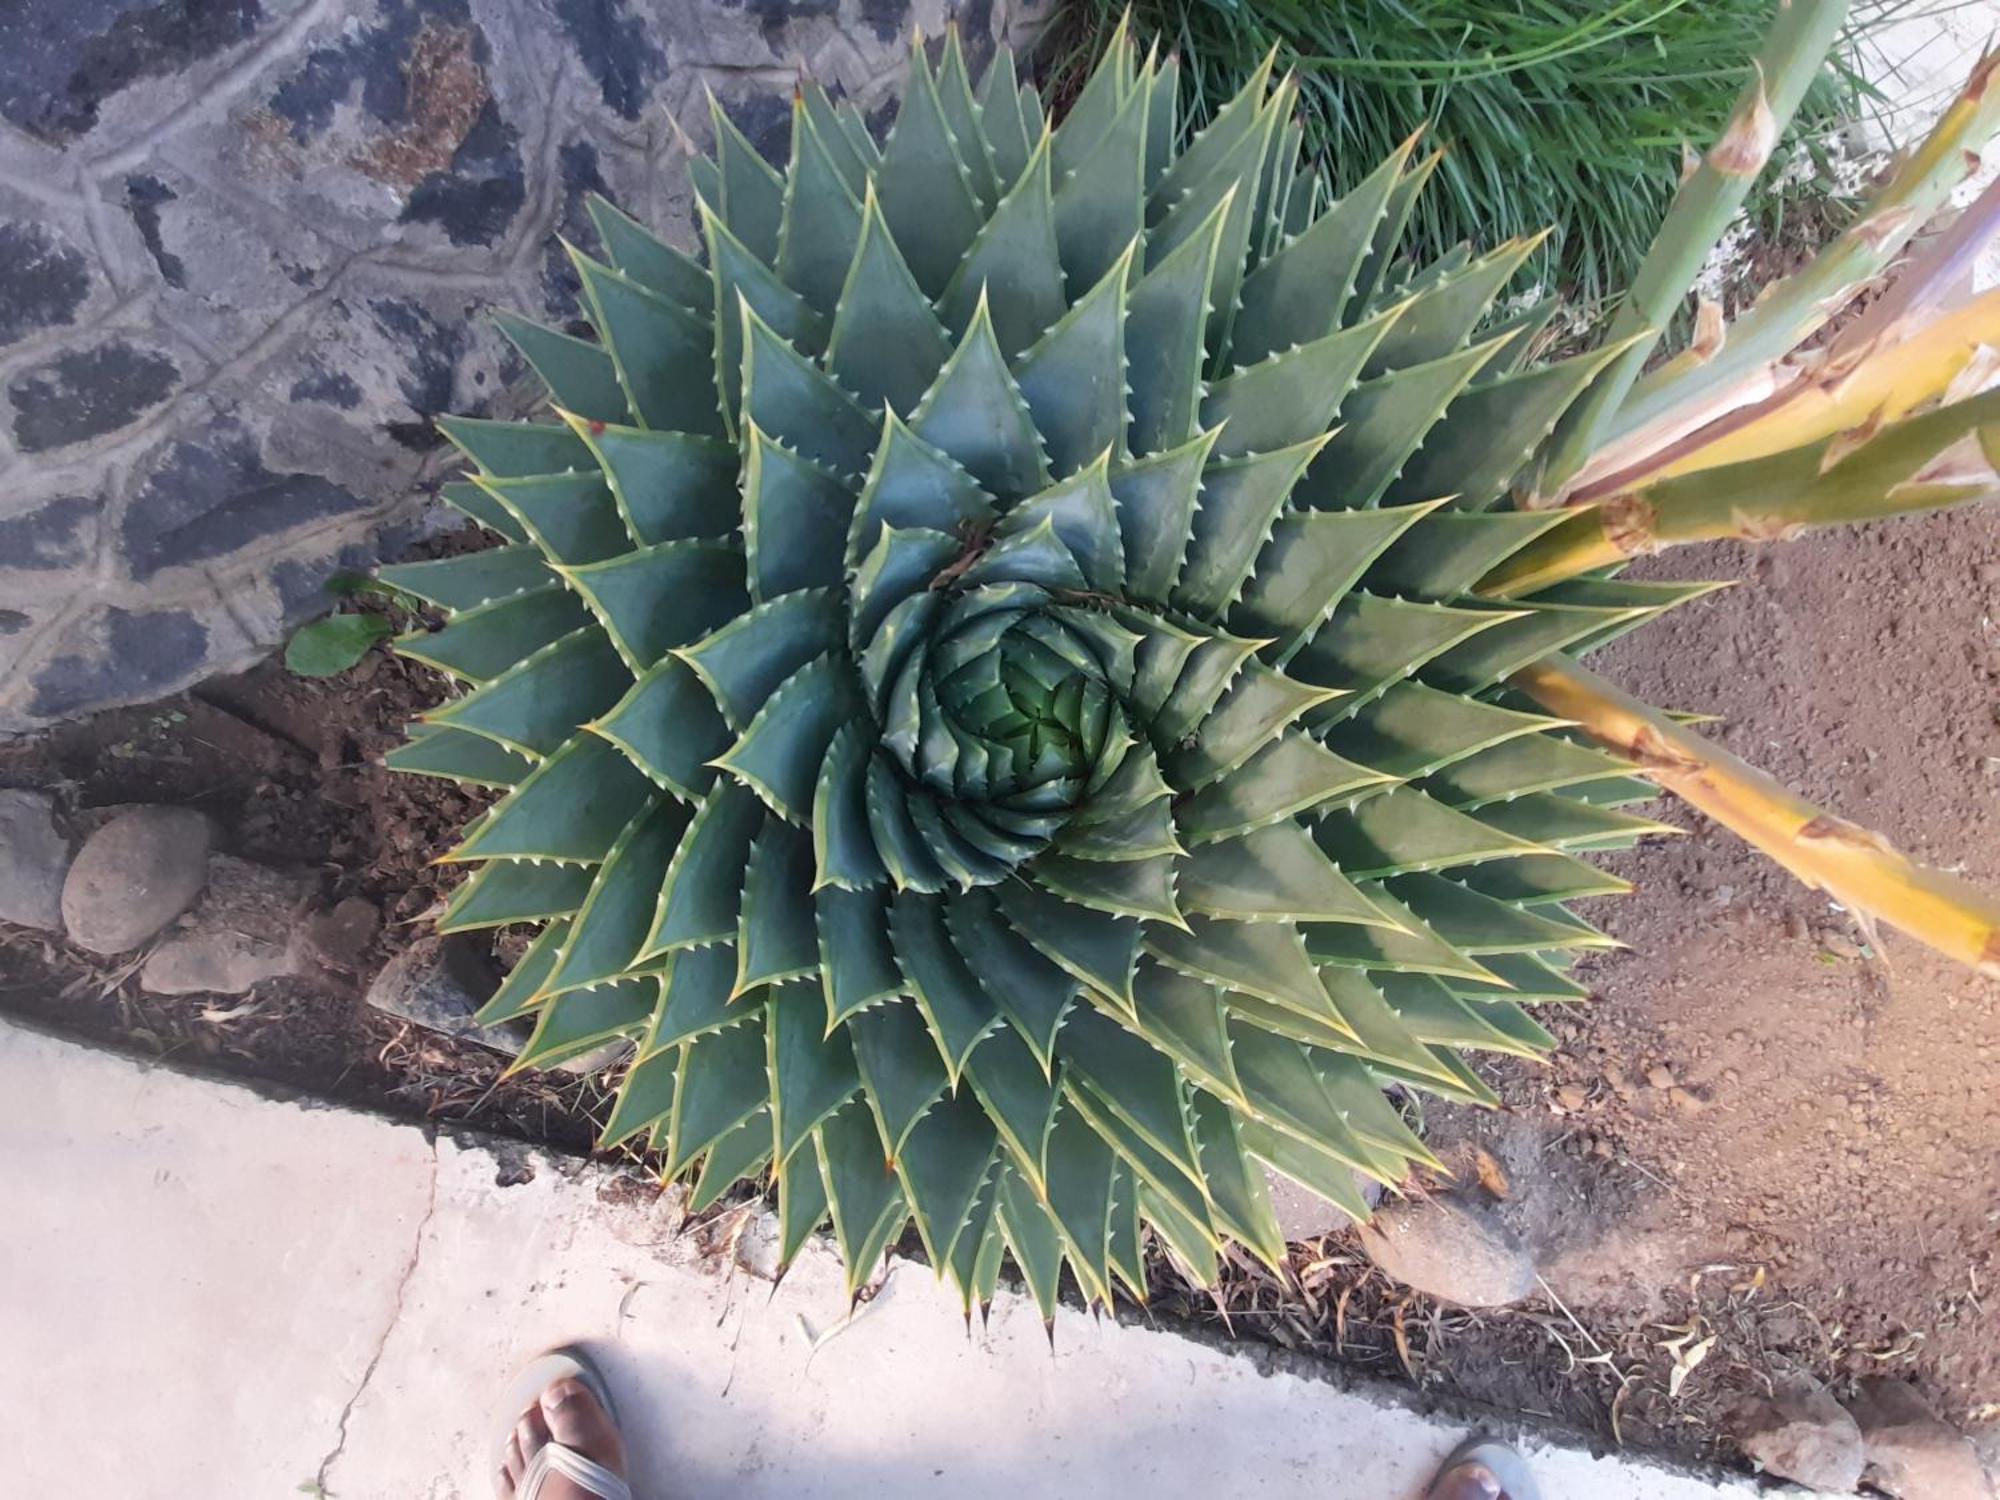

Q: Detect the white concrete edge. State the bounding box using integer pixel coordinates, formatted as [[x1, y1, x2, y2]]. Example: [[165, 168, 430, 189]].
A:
[[2, 1018, 1761, 1498]]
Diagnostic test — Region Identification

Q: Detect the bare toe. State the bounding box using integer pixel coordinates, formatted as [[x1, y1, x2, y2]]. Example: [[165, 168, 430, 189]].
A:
[[540, 1377, 628, 1479]]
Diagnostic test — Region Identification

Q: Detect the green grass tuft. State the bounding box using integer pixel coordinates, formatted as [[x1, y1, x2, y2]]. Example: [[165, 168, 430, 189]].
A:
[[1043, 0, 1910, 311]]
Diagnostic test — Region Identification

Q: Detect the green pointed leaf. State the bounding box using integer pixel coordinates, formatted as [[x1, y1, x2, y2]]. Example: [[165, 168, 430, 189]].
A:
[[647, 944, 746, 1050], [438, 856, 592, 934], [889, 892, 1002, 1082], [475, 471, 632, 565], [1179, 822, 1386, 927], [572, 251, 724, 436], [425, 628, 629, 760], [736, 820, 820, 993], [566, 419, 738, 546], [1032, 851, 1183, 928], [964, 1025, 1061, 1188], [875, 47, 983, 297], [1125, 960, 1241, 1099], [1108, 428, 1216, 602], [586, 193, 710, 313], [1202, 301, 1398, 462], [1173, 436, 1330, 618], [562, 540, 747, 674], [1014, 243, 1134, 477], [849, 998, 950, 1156], [709, 94, 787, 262], [664, 1013, 770, 1174], [378, 547, 550, 614], [474, 919, 569, 1026], [643, 779, 764, 955], [688, 1108, 773, 1212], [848, 409, 995, 567], [592, 656, 730, 800], [741, 426, 855, 602], [941, 132, 1065, 360], [439, 415, 592, 479], [995, 1163, 1065, 1320], [676, 587, 844, 730], [1126, 197, 1227, 456], [393, 586, 587, 684], [1294, 337, 1504, 511], [911, 295, 1051, 502], [776, 1125, 831, 1267], [600, 1041, 679, 1149], [385, 724, 533, 789], [714, 655, 861, 823], [895, 1087, 998, 1263], [766, 982, 860, 1162], [1054, 80, 1145, 296], [544, 799, 686, 996], [1185, 695, 1366, 801], [776, 102, 866, 318], [826, 184, 953, 414], [945, 891, 1077, 1070], [1187, 1088, 1289, 1268], [493, 311, 626, 424], [817, 882, 901, 1027], [1147, 916, 1341, 1023], [742, 302, 879, 478], [517, 978, 649, 1073], [993, 879, 1142, 1009], [1231, 142, 1408, 368], [1043, 1102, 1119, 1304]]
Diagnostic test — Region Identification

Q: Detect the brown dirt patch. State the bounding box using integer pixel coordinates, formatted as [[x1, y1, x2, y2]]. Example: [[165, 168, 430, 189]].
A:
[[0, 526, 614, 1153]]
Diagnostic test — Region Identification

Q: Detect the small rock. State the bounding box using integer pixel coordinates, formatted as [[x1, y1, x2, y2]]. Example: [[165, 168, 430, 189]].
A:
[[300, 895, 382, 974], [1823, 931, 1863, 960], [1738, 1380, 1865, 1493], [0, 788, 70, 930], [1356, 1191, 1537, 1307], [1554, 1083, 1588, 1112], [364, 935, 520, 1054], [1669, 1086, 1706, 1116], [139, 855, 312, 997], [1848, 1379, 1994, 1500], [60, 806, 211, 954], [1264, 1165, 1386, 1241], [1646, 1063, 1676, 1090]]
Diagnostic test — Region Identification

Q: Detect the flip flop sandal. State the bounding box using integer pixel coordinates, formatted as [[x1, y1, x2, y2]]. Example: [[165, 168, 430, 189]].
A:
[[496, 1344, 633, 1500], [1425, 1435, 1542, 1500]]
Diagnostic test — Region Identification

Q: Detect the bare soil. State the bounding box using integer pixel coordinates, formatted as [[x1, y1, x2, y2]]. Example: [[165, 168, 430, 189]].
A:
[[2, 511, 1996, 1473]]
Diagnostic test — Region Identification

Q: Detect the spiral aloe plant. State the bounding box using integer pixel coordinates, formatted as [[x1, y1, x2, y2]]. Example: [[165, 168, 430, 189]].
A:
[[380, 14, 2000, 1320]]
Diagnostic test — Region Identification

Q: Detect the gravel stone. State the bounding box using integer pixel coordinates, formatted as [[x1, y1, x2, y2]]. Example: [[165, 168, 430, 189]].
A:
[[364, 934, 520, 1054], [59, 806, 211, 955], [139, 855, 312, 996], [0, 788, 71, 930], [1738, 1380, 1865, 1493], [1848, 1379, 1995, 1500], [1355, 1192, 1537, 1307]]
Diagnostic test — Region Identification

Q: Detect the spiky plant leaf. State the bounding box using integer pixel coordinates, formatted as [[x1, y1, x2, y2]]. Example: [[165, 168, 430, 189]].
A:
[[389, 26, 2000, 1310]]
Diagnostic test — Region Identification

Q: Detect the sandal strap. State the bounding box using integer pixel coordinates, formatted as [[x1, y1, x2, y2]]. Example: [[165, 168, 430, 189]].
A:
[[519, 1442, 633, 1500]]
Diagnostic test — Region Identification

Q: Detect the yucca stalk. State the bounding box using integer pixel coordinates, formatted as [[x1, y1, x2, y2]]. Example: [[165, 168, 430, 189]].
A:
[[377, 16, 2000, 1316]]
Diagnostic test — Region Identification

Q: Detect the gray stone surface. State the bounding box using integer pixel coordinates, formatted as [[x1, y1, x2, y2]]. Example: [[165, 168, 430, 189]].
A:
[[1355, 1191, 1538, 1308], [1849, 1379, 1995, 1500], [1738, 1380, 1866, 1494], [58, 804, 212, 953], [0, 0, 1045, 731], [0, 787, 70, 929], [138, 852, 313, 995]]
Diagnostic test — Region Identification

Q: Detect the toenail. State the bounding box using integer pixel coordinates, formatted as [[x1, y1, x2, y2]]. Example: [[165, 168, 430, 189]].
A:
[[543, 1380, 583, 1408]]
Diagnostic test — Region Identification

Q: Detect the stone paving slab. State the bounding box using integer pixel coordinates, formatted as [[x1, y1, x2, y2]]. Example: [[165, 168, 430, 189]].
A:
[[1, 1020, 1758, 1499]]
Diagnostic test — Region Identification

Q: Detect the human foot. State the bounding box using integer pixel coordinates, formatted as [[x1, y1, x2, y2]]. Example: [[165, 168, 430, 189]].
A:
[[496, 1376, 630, 1499], [1424, 1437, 1538, 1500], [1426, 1462, 1505, 1500]]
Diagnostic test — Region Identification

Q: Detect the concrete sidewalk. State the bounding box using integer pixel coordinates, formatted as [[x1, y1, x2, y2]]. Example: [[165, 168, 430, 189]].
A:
[[1, 1021, 1753, 1499]]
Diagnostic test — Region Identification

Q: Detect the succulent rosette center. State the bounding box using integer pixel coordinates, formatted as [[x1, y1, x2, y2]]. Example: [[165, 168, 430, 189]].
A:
[[377, 26, 1705, 1317]]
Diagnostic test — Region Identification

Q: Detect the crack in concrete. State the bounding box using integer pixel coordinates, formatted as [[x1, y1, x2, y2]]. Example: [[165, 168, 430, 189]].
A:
[[313, 1140, 441, 1497]]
